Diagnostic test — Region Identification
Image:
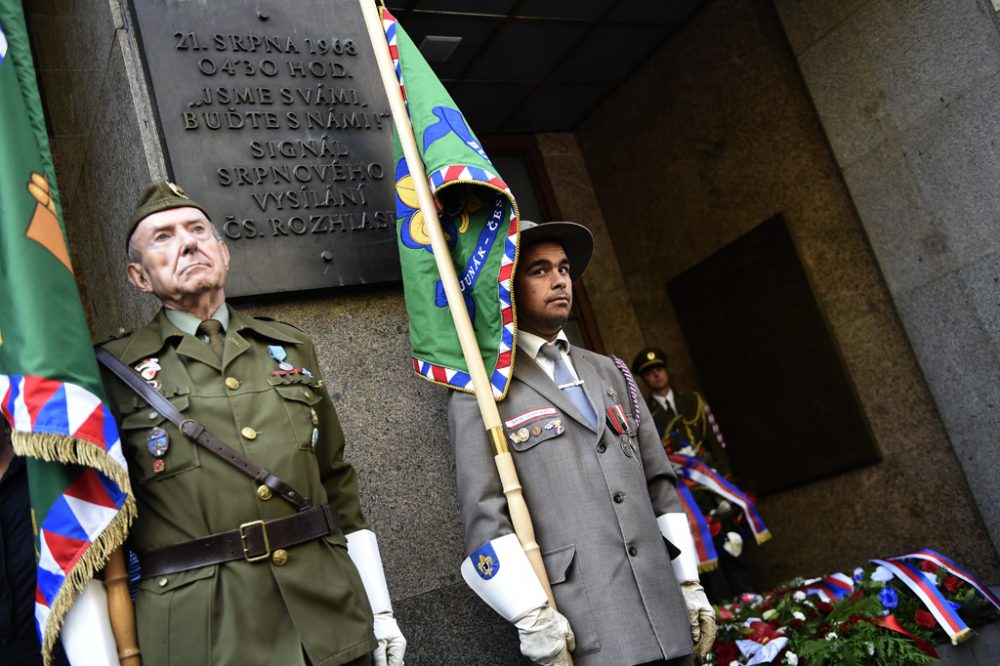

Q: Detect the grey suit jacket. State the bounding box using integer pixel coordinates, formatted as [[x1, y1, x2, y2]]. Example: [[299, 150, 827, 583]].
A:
[[448, 344, 692, 666]]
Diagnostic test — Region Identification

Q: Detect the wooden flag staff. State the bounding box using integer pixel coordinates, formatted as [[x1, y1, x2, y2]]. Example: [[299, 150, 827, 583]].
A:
[[358, 0, 561, 617], [104, 547, 141, 665]]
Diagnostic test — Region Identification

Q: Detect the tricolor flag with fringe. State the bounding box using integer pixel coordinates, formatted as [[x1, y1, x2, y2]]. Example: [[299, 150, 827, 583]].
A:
[[382, 8, 519, 399], [0, 3, 134, 663]]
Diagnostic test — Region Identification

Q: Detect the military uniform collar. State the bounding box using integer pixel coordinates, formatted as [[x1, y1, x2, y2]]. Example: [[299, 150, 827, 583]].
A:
[[164, 304, 230, 335], [115, 306, 304, 365]]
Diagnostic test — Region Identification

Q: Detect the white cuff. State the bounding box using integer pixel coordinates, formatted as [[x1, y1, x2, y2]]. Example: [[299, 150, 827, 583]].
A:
[[345, 529, 393, 614], [461, 533, 548, 622], [657, 513, 700, 583], [60, 579, 119, 666]]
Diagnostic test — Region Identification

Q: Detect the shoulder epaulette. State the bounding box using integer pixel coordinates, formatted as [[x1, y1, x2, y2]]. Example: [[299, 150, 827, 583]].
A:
[[253, 315, 306, 333]]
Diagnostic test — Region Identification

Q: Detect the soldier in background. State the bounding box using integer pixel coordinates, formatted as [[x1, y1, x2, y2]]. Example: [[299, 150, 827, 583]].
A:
[[631, 348, 731, 476], [632, 347, 753, 603]]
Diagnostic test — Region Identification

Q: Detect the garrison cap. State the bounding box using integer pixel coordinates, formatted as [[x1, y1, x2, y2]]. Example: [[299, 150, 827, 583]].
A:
[[127, 180, 211, 249], [631, 347, 668, 375], [519, 220, 594, 281]]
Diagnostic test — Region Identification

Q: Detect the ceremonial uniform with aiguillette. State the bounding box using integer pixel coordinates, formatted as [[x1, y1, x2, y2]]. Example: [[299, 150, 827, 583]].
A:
[[449, 220, 714, 666], [89, 180, 406, 666]]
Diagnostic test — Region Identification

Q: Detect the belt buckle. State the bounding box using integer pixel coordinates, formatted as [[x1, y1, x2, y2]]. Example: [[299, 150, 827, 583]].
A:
[[239, 520, 271, 562]]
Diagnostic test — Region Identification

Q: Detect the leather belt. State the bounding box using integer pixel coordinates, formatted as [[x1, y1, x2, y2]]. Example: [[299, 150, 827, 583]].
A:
[[139, 504, 340, 579]]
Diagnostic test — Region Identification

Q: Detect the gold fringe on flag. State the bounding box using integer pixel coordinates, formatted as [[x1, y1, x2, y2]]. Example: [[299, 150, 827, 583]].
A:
[[12, 430, 136, 666]]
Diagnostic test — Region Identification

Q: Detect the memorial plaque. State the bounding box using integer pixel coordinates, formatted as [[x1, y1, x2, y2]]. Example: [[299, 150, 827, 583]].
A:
[[131, 0, 399, 297]]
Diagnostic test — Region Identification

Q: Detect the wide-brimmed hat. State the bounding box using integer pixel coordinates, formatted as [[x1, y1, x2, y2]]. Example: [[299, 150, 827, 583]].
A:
[[631, 347, 669, 375], [126, 180, 211, 249], [519, 219, 594, 280]]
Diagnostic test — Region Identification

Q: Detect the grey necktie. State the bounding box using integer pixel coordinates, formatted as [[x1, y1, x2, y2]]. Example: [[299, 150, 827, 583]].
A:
[[539, 342, 597, 428], [197, 319, 225, 360]]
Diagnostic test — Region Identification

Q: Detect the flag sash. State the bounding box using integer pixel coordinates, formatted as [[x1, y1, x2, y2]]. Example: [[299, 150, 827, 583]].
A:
[[675, 482, 718, 572], [668, 452, 770, 544]]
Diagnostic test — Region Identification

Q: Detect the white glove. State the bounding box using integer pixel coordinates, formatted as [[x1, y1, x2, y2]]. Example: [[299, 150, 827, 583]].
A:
[[681, 581, 716, 658], [345, 530, 407, 666], [373, 611, 406, 666], [60, 579, 119, 666], [723, 531, 744, 558], [514, 605, 575, 666]]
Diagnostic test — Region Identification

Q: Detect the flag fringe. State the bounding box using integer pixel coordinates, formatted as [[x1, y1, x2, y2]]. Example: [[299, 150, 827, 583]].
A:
[[12, 430, 136, 666]]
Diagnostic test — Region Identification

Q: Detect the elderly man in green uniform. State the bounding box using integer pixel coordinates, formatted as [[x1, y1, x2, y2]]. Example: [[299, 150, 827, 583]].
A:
[[94, 181, 406, 666]]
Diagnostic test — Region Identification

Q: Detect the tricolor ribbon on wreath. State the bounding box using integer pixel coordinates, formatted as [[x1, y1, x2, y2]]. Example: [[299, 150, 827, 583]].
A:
[[667, 452, 771, 556], [871, 555, 976, 645], [798, 572, 854, 602]]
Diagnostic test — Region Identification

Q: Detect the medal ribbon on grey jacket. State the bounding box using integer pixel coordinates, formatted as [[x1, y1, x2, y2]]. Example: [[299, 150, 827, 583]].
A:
[[540, 342, 598, 428]]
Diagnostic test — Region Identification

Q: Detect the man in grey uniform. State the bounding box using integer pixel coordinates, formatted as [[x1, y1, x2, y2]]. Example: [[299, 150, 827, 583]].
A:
[[448, 220, 716, 666]]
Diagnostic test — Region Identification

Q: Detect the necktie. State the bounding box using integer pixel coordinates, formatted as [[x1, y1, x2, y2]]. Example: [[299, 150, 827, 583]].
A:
[[539, 342, 597, 428], [197, 319, 225, 360]]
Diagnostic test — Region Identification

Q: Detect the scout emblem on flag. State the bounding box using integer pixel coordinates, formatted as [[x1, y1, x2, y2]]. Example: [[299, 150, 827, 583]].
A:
[[383, 9, 519, 400], [0, 6, 134, 663]]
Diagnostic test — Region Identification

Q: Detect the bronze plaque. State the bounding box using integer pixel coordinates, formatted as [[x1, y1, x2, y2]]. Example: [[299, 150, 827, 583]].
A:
[[130, 0, 399, 297]]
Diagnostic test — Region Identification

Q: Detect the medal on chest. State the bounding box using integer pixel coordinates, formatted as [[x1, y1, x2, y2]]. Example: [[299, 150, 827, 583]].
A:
[[605, 404, 638, 459]]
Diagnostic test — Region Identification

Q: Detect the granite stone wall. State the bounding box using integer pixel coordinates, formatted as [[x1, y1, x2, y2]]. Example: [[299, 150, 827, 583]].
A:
[[569, 0, 1000, 587], [772, 0, 1000, 564], [25, 1, 526, 663]]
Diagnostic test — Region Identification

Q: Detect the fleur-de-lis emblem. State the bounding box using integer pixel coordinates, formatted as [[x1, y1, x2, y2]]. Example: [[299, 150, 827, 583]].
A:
[[477, 553, 495, 578]]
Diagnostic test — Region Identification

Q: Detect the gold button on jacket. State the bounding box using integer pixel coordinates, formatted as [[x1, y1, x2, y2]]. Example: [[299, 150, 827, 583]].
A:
[[101, 308, 375, 666]]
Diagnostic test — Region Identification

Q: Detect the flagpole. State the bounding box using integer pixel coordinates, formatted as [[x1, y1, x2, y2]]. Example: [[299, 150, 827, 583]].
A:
[[358, 0, 559, 612], [104, 547, 141, 665]]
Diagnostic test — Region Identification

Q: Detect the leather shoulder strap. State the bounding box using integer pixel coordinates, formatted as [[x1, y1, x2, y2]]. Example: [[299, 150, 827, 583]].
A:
[[95, 347, 311, 511]]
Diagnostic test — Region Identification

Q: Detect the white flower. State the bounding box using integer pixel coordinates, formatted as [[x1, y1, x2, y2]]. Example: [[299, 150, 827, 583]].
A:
[[783, 652, 799, 666], [865, 641, 875, 656], [792, 591, 806, 602], [729, 661, 741, 666], [825, 632, 838, 641], [871, 566, 894, 582], [762, 608, 778, 621], [792, 611, 806, 621]]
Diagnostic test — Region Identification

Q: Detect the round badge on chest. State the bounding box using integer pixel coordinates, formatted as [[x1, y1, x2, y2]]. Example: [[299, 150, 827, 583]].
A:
[[147, 426, 170, 458]]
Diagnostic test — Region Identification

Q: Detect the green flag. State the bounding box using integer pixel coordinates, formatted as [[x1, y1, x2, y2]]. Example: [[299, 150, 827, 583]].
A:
[[0, 2, 134, 662], [383, 9, 519, 399]]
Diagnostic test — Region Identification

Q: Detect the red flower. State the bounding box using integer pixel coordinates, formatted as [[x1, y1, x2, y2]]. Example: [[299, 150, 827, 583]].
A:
[[944, 575, 964, 594], [718, 607, 734, 620], [706, 515, 722, 537], [816, 601, 834, 615], [849, 589, 864, 602], [715, 640, 739, 663], [749, 620, 781, 644], [915, 610, 936, 628], [920, 560, 938, 574]]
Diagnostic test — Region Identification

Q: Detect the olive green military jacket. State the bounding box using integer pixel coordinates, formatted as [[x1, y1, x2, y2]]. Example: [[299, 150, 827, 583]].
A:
[[100, 308, 375, 666], [649, 390, 732, 477]]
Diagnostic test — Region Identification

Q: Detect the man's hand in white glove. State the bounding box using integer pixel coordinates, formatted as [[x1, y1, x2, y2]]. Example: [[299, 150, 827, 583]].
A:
[[681, 580, 716, 658], [373, 611, 406, 666], [514, 605, 575, 666]]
